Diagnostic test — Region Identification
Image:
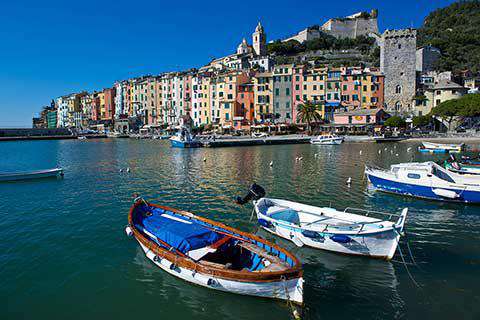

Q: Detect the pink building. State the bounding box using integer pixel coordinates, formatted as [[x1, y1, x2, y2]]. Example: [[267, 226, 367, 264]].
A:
[[292, 65, 305, 123], [333, 108, 388, 125]]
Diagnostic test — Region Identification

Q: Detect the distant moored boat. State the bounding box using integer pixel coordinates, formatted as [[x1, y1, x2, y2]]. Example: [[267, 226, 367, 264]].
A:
[[0, 168, 64, 182]]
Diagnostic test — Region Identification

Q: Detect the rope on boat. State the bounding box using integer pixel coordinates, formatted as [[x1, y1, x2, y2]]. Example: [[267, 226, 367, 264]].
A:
[[281, 276, 301, 320], [404, 231, 418, 267], [250, 208, 255, 221], [397, 242, 421, 288], [391, 228, 421, 288]]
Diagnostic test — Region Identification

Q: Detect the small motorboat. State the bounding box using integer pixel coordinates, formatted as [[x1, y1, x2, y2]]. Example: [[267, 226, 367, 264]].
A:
[[310, 134, 344, 145], [0, 168, 64, 182], [237, 184, 407, 260], [365, 162, 480, 203], [170, 127, 201, 148], [421, 141, 464, 153], [78, 136, 87, 140], [126, 198, 303, 304]]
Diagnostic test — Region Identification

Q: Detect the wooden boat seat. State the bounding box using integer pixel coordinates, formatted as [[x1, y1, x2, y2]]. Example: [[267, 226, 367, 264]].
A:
[[199, 260, 227, 269], [237, 241, 288, 272]]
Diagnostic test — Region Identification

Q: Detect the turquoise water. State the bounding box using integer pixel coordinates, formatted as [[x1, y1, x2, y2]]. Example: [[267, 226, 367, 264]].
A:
[[2, 139, 480, 320]]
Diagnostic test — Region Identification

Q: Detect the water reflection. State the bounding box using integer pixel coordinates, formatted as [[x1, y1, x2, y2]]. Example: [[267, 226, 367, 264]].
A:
[[2, 139, 480, 320]]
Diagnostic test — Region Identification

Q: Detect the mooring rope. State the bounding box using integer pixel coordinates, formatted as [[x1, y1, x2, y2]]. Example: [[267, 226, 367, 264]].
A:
[[281, 276, 301, 320], [397, 245, 421, 288]]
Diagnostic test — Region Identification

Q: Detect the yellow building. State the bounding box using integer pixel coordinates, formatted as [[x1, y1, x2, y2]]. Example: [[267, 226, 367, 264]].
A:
[[417, 80, 467, 116], [253, 72, 273, 122], [198, 76, 211, 125]]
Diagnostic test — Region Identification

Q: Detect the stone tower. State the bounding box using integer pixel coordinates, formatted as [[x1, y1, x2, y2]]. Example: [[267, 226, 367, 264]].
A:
[[380, 28, 417, 114], [252, 22, 266, 56]]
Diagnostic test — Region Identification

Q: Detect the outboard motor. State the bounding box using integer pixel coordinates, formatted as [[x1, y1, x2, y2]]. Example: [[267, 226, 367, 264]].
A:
[[236, 183, 266, 205]]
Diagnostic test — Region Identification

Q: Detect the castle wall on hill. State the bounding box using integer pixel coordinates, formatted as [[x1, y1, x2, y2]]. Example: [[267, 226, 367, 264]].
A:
[[321, 16, 379, 39]]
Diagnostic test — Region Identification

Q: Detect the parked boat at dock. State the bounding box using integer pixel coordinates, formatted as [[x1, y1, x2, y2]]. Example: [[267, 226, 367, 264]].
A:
[[126, 198, 303, 304], [310, 134, 344, 145], [170, 127, 201, 148], [0, 168, 64, 182], [365, 162, 480, 203], [421, 141, 464, 153]]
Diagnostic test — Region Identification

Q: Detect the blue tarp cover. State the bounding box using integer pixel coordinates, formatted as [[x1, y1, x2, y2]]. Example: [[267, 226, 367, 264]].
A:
[[139, 207, 223, 253]]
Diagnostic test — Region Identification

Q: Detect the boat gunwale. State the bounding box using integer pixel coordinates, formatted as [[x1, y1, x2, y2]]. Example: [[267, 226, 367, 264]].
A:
[[254, 198, 403, 236], [0, 168, 63, 178], [128, 201, 303, 283]]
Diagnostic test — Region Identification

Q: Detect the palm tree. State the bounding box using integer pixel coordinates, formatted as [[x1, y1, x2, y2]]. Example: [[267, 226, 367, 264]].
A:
[[296, 102, 323, 134]]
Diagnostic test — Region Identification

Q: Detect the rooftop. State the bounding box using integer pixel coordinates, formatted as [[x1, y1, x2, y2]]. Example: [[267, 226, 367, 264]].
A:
[[429, 80, 465, 90]]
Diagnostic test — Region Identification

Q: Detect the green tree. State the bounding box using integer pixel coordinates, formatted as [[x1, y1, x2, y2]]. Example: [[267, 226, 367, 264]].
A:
[[430, 99, 460, 131], [296, 102, 323, 134], [418, 1, 480, 72], [384, 116, 406, 128], [430, 94, 480, 130], [412, 115, 432, 128]]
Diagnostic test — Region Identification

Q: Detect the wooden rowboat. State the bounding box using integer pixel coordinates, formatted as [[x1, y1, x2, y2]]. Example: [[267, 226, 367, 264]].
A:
[[0, 168, 64, 182], [126, 198, 303, 304]]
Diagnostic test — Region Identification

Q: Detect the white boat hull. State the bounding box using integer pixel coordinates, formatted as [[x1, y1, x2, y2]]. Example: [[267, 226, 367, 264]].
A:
[[0, 168, 64, 182], [422, 141, 464, 152], [138, 241, 303, 304], [310, 136, 344, 145], [260, 223, 401, 260]]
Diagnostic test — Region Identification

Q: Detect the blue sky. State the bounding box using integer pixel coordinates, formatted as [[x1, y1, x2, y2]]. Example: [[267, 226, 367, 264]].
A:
[[0, 0, 457, 127]]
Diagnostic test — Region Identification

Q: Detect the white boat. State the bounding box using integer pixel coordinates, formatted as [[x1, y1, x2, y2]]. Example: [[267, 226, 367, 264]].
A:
[[78, 136, 87, 140], [253, 198, 407, 260], [310, 135, 344, 145], [127, 199, 303, 304], [236, 184, 407, 260], [421, 141, 464, 153], [0, 168, 64, 182], [365, 161, 480, 203]]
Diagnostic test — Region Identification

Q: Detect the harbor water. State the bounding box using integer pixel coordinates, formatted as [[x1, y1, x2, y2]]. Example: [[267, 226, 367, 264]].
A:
[[2, 139, 480, 320]]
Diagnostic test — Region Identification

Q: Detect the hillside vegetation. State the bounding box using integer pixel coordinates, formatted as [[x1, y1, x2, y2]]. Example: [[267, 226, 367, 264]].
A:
[[418, 1, 480, 72]]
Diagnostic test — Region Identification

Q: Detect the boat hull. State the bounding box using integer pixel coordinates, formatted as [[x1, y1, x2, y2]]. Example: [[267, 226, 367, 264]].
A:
[[422, 141, 464, 152], [0, 168, 63, 182], [311, 138, 343, 145], [260, 224, 400, 260], [170, 139, 202, 148], [419, 148, 448, 153], [137, 241, 303, 303], [366, 171, 480, 203]]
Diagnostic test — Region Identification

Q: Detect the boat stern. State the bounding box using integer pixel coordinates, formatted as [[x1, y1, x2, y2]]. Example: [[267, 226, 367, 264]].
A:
[[289, 277, 304, 305]]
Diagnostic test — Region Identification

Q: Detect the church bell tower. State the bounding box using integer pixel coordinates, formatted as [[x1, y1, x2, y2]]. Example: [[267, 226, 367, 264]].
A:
[[252, 22, 266, 56]]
